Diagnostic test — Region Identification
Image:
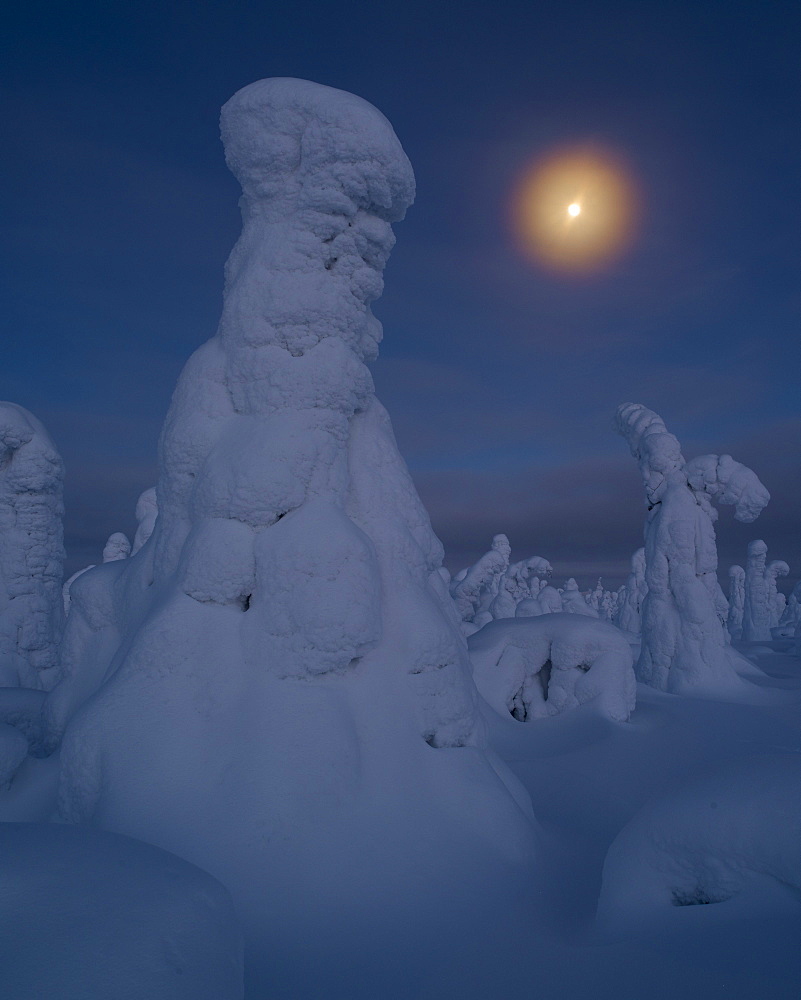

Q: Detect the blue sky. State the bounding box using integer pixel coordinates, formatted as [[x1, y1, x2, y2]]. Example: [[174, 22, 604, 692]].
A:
[[2, 0, 799, 585]]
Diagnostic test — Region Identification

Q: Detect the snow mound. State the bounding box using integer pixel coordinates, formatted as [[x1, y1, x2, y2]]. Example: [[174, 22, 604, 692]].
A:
[[597, 754, 801, 931], [468, 614, 636, 723], [0, 403, 64, 688], [0, 823, 243, 999]]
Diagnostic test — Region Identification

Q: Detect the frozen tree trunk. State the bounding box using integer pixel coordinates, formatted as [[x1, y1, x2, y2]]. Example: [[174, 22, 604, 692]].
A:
[[0, 403, 65, 689], [615, 403, 769, 693], [50, 79, 536, 988]]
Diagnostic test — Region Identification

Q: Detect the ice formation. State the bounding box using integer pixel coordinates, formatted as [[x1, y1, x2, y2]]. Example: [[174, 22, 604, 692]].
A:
[[615, 403, 769, 693], [468, 614, 636, 723], [49, 78, 536, 990], [0, 403, 65, 689]]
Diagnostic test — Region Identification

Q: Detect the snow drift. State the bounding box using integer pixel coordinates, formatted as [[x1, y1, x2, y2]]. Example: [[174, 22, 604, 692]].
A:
[[0, 823, 243, 999]]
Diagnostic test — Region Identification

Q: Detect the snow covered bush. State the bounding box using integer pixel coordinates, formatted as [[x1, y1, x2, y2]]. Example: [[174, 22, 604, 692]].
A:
[[615, 402, 769, 694], [0, 402, 64, 689], [597, 754, 801, 930], [48, 77, 537, 991], [468, 613, 636, 723]]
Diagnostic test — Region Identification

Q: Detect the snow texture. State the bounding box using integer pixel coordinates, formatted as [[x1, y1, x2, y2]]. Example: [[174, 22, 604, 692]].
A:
[[0, 403, 64, 689], [50, 77, 537, 992], [615, 402, 769, 694], [468, 614, 636, 723], [0, 823, 243, 999]]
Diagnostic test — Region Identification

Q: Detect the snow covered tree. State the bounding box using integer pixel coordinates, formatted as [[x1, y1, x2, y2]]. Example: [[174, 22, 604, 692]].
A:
[[561, 578, 599, 617], [614, 547, 647, 635], [0, 402, 64, 688], [449, 533, 510, 627], [615, 402, 769, 692], [742, 540, 789, 641], [48, 78, 536, 987], [727, 565, 745, 640]]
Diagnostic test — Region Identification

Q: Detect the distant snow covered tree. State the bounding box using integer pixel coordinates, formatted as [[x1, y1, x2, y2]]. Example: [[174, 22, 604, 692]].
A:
[[727, 565, 746, 640], [614, 548, 647, 635], [742, 540, 789, 641], [48, 78, 537, 987], [561, 578, 599, 617], [0, 403, 64, 689], [450, 534, 510, 627], [102, 532, 131, 563], [131, 487, 157, 554], [615, 402, 769, 693]]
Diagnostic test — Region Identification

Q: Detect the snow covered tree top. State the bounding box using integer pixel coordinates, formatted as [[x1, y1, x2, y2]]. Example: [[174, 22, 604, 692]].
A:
[[221, 78, 414, 222], [216, 78, 415, 363]]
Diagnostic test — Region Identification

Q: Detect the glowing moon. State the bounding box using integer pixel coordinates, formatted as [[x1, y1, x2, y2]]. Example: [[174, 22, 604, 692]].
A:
[[511, 147, 640, 273]]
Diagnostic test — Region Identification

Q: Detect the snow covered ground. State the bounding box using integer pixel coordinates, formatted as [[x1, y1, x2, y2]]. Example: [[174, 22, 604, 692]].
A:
[[475, 645, 801, 1000]]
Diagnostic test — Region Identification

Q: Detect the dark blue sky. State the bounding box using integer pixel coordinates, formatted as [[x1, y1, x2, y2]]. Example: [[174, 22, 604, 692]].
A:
[[2, 0, 799, 587]]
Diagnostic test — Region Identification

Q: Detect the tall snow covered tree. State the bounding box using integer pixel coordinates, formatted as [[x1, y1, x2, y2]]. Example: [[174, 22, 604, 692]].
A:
[[48, 79, 537, 993], [615, 402, 769, 693], [0, 402, 64, 689]]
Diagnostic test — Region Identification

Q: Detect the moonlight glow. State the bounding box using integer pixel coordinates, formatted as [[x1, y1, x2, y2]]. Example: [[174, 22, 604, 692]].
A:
[[511, 147, 640, 272]]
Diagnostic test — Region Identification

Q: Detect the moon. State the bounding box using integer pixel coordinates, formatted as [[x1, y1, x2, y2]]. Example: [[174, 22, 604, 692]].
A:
[[511, 147, 640, 273]]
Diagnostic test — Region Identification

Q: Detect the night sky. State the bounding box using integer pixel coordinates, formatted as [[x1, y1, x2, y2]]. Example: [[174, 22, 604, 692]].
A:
[[2, 1, 799, 589]]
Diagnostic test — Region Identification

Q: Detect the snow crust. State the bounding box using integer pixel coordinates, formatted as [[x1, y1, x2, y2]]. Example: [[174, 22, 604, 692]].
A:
[[0, 823, 243, 999], [0, 403, 64, 688], [48, 77, 537, 992], [468, 614, 636, 723], [615, 402, 769, 694]]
